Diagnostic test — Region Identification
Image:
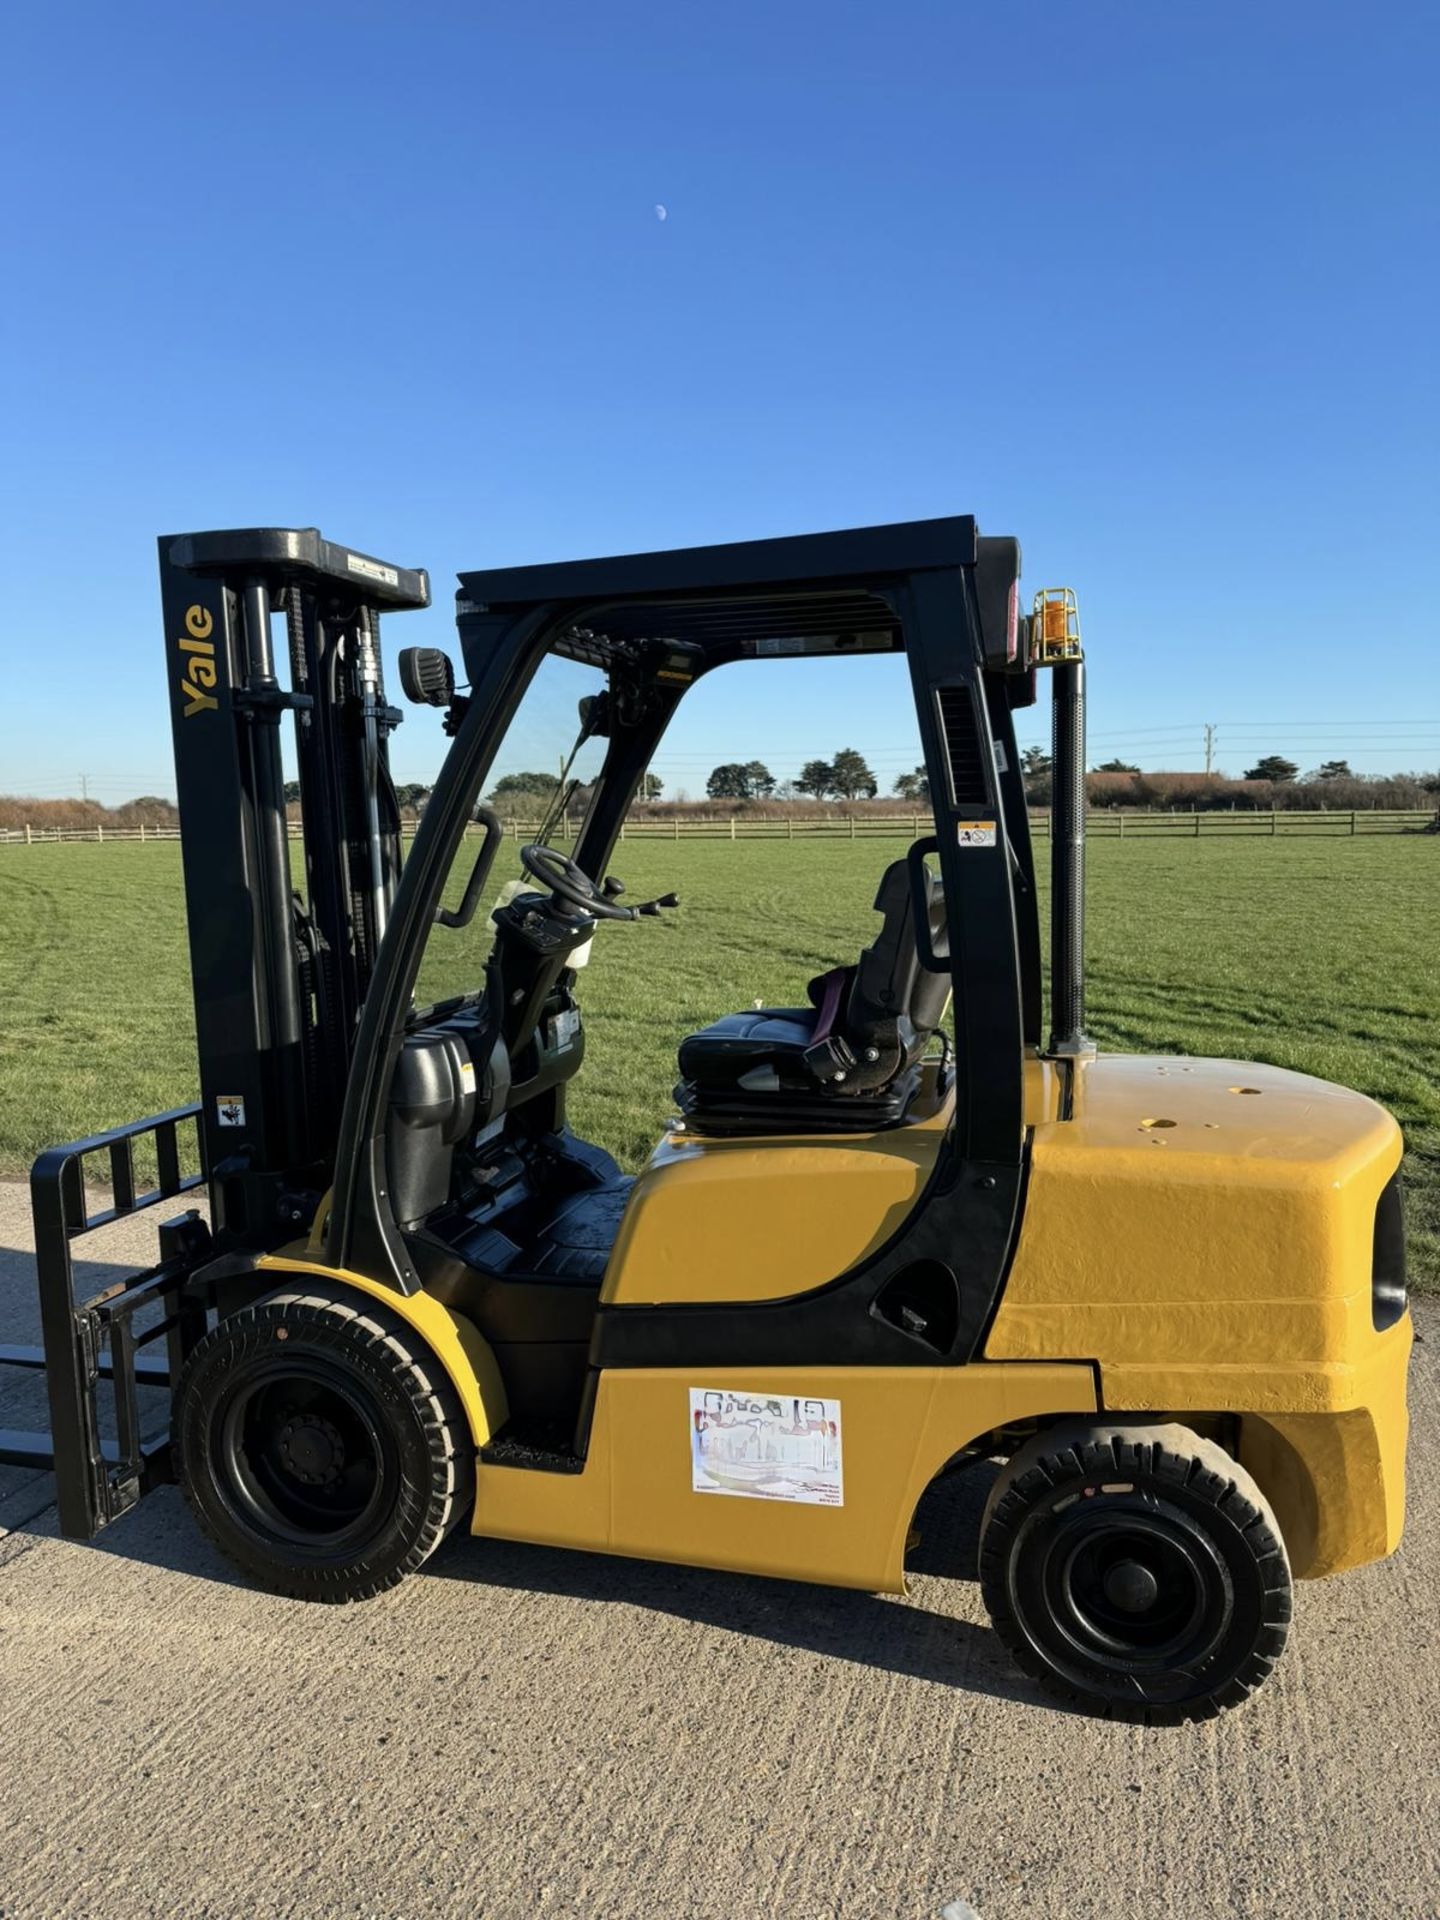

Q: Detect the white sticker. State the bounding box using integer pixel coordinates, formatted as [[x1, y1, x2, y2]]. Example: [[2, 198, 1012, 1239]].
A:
[[993, 739, 1009, 773], [459, 1059, 476, 1090], [957, 821, 997, 848], [215, 1095, 246, 1127], [690, 1389, 843, 1507], [344, 552, 400, 587]]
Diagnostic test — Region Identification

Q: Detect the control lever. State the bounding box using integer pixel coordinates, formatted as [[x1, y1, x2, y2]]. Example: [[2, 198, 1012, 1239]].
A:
[[629, 891, 680, 919]]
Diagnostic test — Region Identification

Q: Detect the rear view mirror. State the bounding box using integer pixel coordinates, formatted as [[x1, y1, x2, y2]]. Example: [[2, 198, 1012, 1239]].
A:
[[578, 692, 612, 739], [399, 647, 456, 707]]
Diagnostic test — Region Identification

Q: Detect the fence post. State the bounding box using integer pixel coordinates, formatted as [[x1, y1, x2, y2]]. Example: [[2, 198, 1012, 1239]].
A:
[[1350, 810, 1357, 836], [849, 815, 856, 840], [1118, 811, 1124, 841], [1194, 811, 1200, 838], [730, 816, 736, 842], [674, 815, 680, 842], [1271, 810, 1277, 837], [25, 822, 32, 845], [96, 824, 103, 843], [787, 816, 793, 840]]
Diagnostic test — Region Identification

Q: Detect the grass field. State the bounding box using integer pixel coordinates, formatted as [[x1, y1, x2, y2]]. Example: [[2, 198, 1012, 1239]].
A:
[[0, 836, 1435, 1287]]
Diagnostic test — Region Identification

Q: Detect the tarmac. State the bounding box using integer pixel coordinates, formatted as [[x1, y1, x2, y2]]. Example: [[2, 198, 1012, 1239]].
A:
[[1, 1184, 1436, 1920]]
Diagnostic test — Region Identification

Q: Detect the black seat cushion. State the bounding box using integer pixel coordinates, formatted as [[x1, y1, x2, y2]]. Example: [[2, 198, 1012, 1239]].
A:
[[676, 1007, 819, 1091]]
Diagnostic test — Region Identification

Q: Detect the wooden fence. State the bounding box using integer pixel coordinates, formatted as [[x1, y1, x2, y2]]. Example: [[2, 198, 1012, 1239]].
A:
[[3, 808, 1436, 846]]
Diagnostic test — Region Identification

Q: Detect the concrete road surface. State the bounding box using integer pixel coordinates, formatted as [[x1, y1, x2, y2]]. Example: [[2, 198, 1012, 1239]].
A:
[[1, 1184, 1436, 1920]]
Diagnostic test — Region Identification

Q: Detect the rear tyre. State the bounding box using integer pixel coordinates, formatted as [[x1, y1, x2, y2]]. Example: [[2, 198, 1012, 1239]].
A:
[[173, 1284, 474, 1603], [979, 1422, 1291, 1724]]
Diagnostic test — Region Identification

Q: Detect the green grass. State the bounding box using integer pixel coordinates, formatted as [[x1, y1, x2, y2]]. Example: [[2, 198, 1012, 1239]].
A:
[[1, 836, 1436, 1286]]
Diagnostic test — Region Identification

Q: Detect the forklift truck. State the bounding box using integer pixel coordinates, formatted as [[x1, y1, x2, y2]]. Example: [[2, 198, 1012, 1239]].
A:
[[0, 517, 1412, 1724]]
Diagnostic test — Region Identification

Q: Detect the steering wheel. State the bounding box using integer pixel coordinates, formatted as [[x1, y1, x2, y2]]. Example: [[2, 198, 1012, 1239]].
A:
[[520, 843, 637, 921]]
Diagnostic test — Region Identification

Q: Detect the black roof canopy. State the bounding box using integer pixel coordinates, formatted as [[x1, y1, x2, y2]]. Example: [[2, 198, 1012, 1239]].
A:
[[456, 515, 981, 665]]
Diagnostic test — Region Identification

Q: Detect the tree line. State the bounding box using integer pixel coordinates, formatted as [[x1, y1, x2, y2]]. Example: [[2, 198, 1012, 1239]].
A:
[[5, 750, 1435, 835], [704, 750, 889, 801]]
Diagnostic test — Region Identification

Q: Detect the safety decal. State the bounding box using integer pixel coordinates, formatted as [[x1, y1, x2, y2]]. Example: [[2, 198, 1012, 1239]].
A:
[[344, 552, 400, 587], [956, 821, 997, 848], [689, 1388, 843, 1507], [215, 1095, 246, 1128]]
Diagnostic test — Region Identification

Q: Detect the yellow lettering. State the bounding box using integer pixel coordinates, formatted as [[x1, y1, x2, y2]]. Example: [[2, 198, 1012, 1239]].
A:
[[186, 605, 213, 640], [179, 635, 214, 656], [189, 656, 217, 690], [182, 679, 218, 716]]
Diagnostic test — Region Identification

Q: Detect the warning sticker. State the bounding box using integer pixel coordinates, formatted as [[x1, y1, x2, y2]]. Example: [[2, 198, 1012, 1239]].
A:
[[690, 1389, 843, 1507], [215, 1095, 246, 1128], [345, 552, 400, 588], [956, 821, 997, 848]]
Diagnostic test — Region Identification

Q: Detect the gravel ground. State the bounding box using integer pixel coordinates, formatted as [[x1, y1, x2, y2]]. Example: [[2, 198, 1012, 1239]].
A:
[[1, 1186, 1436, 1920]]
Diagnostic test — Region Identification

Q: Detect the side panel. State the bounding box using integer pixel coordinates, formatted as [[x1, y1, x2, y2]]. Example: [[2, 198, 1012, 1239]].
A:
[[469, 1362, 1096, 1592], [604, 1098, 950, 1308], [254, 1254, 509, 1449], [1240, 1316, 1411, 1578]]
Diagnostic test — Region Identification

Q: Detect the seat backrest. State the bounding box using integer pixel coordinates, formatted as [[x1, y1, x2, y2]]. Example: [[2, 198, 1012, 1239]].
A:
[[843, 857, 950, 1061]]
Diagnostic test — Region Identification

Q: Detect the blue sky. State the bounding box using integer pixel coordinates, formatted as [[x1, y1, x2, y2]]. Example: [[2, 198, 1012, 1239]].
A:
[[1, 1, 1435, 802]]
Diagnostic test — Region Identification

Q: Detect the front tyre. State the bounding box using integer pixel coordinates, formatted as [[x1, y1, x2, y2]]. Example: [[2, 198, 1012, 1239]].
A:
[[979, 1422, 1291, 1724], [173, 1284, 475, 1603]]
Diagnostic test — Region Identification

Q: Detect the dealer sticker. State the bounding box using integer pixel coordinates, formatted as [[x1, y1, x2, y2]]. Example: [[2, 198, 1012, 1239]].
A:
[[957, 821, 997, 847], [215, 1095, 246, 1127], [690, 1388, 843, 1507]]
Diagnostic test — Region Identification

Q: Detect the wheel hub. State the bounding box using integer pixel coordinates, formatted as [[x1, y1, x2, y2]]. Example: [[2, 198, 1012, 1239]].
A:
[[1102, 1558, 1160, 1614], [1034, 1502, 1231, 1676], [278, 1413, 346, 1487]]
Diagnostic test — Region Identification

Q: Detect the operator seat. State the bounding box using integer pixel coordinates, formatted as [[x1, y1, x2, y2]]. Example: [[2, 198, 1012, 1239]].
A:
[[676, 857, 950, 1135]]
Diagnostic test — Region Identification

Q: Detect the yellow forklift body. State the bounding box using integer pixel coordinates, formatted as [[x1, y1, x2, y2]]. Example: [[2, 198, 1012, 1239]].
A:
[[260, 1046, 1406, 1589], [986, 1053, 1410, 1577], [259, 1257, 1094, 1592], [465, 1361, 1095, 1592], [603, 1058, 1061, 1307]]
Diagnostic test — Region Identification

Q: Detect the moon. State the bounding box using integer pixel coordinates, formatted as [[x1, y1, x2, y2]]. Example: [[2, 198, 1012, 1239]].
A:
[[655, 203, 668, 222]]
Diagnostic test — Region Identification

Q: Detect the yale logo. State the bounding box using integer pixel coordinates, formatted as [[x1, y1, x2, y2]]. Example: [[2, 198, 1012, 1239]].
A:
[[178, 604, 219, 717]]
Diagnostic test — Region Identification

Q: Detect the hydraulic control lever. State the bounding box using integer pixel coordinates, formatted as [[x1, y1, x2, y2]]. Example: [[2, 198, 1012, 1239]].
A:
[[627, 891, 680, 918], [600, 875, 680, 918]]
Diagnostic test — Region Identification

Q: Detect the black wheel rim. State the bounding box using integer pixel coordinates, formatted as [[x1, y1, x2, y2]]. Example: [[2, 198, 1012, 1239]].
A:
[[1014, 1494, 1236, 1685], [214, 1355, 396, 1556]]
